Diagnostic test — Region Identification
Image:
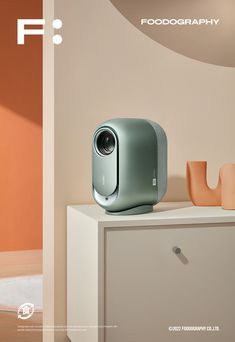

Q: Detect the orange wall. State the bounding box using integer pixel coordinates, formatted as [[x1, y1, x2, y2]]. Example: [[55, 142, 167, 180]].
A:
[[0, 1, 42, 251]]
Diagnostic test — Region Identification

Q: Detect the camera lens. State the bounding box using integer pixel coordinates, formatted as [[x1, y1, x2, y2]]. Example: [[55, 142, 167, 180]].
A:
[[96, 130, 115, 155]]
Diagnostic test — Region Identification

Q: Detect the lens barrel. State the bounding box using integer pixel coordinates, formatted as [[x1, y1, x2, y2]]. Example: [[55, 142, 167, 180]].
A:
[[96, 130, 115, 155]]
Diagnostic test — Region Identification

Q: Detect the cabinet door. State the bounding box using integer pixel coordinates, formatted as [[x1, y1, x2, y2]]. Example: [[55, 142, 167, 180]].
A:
[[105, 225, 235, 342]]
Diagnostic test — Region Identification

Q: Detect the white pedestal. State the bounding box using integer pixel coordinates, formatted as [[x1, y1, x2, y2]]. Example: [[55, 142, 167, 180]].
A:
[[67, 202, 235, 342]]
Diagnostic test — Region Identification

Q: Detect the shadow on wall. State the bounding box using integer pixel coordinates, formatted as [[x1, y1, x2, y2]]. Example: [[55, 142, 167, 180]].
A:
[[164, 175, 189, 202], [0, 0, 42, 125]]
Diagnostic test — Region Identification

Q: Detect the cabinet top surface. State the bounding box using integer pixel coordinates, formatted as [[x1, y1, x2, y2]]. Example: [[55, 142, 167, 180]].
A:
[[68, 202, 235, 226]]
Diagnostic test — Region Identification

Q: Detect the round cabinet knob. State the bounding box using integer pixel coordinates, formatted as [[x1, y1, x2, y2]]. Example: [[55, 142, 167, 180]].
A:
[[173, 246, 181, 255]]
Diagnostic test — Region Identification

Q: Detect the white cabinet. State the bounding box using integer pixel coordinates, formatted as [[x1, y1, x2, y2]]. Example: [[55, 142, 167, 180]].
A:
[[67, 203, 235, 342]]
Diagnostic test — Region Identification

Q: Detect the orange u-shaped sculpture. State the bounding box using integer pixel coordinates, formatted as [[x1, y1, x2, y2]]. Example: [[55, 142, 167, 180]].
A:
[[187, 161, 235, 209]]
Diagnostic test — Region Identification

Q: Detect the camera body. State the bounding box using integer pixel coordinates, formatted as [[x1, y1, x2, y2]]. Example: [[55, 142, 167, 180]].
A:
[[92, 118, 167, 215]]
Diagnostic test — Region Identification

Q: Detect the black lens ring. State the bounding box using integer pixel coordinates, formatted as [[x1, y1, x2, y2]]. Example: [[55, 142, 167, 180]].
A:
[[95, 129, 115, 156]]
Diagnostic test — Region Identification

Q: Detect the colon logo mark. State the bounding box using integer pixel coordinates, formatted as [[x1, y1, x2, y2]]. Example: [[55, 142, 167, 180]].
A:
[[17, 19, 63, 45]]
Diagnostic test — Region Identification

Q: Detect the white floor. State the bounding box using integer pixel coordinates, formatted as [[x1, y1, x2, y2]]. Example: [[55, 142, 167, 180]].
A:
[[0, 274, 42, 312]]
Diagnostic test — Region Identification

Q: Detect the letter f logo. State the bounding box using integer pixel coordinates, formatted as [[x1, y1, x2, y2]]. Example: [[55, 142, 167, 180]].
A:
[[17, 19, 45, 45]]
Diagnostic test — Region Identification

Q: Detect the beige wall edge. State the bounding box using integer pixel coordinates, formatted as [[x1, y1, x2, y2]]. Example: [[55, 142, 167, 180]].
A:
[[43, 0, 55, 341]]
